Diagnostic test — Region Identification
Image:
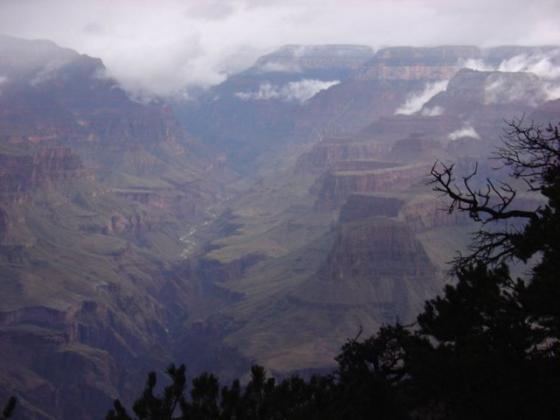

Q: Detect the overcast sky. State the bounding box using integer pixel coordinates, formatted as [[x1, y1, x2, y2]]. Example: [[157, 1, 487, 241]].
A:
[[1, 0, 559, 97]]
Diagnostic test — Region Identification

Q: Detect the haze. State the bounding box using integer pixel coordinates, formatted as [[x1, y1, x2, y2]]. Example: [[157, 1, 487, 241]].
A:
[[1, 0, 559, 97]]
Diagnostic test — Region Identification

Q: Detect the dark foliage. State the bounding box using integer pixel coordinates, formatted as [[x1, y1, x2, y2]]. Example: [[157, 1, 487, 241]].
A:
[[411, 118, 560, 419], [1, 397, 16, 420], [108, 119, 560, 420]]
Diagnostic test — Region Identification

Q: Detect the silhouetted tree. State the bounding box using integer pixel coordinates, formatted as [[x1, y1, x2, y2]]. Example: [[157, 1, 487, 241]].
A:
[[332, 325, 417, 420], [1, 397, 16, 420], [413, 118, 560, 419], [107, 365, 337, 420], [107, 364, 187, 420], [108, 119, 560, 420], [428, 118, 560, 349], [312, 118, 560, 419]]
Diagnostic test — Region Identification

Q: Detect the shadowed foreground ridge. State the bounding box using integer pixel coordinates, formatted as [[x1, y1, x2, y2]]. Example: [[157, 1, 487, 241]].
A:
[[107, 120, 560, 419], [2, 35, 560, 418]]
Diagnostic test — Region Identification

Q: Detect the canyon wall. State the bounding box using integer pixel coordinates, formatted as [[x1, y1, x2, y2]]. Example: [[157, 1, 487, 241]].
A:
[[315, 164, 431, 209]]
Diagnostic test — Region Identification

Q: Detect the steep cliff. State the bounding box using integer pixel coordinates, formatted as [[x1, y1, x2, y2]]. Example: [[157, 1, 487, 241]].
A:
[[213, 214, 442, 373], [338, 195, 404, 222], [299, 217, 438, 311], [0, 147, 90, 199], [251, 45, 375, 76], [295, 138, 393, 173], [314, 164, 431, 209], [2, 37, 559, 418], [175, 44, 374, 170], [294, 46, 481, 137], [400, 196, 471, 231], [355, 46, 481, 81], [0, 36, 231, 419]]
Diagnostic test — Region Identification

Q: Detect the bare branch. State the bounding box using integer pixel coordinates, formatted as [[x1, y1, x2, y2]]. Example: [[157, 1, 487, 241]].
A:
[[496, 118, 560, 187], [430, 119, 560, 267], [430, 161, 536, 225]]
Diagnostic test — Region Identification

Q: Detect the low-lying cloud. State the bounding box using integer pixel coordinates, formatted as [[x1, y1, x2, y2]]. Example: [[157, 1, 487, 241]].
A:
[[0, 0, 559, 98], [461, 51, 560, 79], [484, 74, 541, 105], [461, 58, 495, 72], [395, 80, 449, 115], [0, 75, 7, 95], [29, 58, 73, 86], [235, 79, 339, 103], [457, 52, 560, 105], [448, 125, 481, 141], [421, 105, 445, 117], [544, 83, 560, 101], [497, 54, 560, 102], [257, 61, 303, 74], [498, 53, 560, 80]]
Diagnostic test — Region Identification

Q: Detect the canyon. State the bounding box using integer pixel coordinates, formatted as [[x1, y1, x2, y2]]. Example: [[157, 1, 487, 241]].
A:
[[0, 35, 557, 418]]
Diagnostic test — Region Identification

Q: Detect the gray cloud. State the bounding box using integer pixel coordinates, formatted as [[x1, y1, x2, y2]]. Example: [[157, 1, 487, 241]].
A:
[[0, 75, 7, 95], [1, 0, 559, 98], [483, 74, 547, 106], [448, 125, 481, 141], [459, 51, 560, 105], [421, 106, 445, 117], [256, 61, 303, 74], [395, 80, 449, 115], [29, 57, 73, 86], [235, 79, 339, 103], [498, 53, 560, 79]]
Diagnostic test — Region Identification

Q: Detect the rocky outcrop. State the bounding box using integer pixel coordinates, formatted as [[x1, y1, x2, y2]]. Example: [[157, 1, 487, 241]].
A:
[[251, 45, 375, 75], [400, 198, 471, 231], [196, 254, 265, 285], [296, 139, 391, 173], [0, 306, 69, 332], [177, 45, 375, 169], [0, 36, 228, 420], [355, 46, 481, 81], [295, 78, 424, 137], [314, 164, 431, 209], [0, 265, 188, 419], [30, 147, 88, 178], [0, 36, 208, 181], [296, 217, 439, 322], [295, 46, 481, 137], [339, 195, 404, 223], [114, 189, 203, 220], [104, 213, 153, 236], [387, 136, 445, 163], [3, 37, 558, 418], [0, 147, 90, 199], [296, 45, 560, 140], [429, 68, 547, 109]]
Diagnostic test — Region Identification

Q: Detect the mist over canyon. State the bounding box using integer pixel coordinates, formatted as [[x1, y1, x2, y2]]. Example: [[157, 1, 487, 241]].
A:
[[1, 5, 560, 418]]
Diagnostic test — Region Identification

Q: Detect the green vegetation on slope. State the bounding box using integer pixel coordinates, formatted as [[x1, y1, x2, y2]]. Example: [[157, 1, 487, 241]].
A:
[[107, 119, 560, 420]]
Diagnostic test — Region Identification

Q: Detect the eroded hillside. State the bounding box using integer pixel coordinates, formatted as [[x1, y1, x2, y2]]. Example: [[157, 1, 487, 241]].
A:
[[0, 38, 556, 418]]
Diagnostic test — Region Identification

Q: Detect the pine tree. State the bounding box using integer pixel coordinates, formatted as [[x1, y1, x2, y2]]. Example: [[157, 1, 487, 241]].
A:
[[411, 119, 560, 418], [108, 119, 560, 420], [1, 397, 16, 420]]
